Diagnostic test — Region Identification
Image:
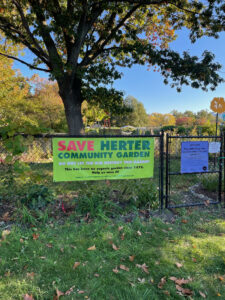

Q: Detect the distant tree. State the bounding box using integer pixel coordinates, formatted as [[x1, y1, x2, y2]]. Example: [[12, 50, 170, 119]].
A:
[[176, 116, 194, 126], [170, 110, 184, 119], [195, 117, 209, 126], [196, 109, 215, 124], [183, 110, 195, 118], [149, 113, 175, 127], [0, 41, 36, 134], [30, 75, 67, 132], [114, 96, 148, 127], [81, 100, 108, 127]]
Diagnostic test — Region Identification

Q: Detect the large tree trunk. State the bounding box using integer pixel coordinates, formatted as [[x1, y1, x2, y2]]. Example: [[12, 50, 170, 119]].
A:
[[59, 76, 84, 135]]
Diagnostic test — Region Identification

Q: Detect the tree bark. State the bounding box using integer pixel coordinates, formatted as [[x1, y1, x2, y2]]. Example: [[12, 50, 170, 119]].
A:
[[59, 76, 84, 135]]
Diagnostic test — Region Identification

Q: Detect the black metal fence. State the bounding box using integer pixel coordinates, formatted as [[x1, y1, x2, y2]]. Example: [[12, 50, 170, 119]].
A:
[[0, 133, 164, 210], [165, 133, 224, 209], [1, 131, 225, 209]]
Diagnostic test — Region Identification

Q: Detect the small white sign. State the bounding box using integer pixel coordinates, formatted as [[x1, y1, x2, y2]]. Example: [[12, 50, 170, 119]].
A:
[[209, 142, 221, 153]]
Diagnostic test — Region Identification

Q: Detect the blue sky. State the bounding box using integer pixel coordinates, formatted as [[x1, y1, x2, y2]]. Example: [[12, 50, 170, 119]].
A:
[[13, 29, 225, 115]]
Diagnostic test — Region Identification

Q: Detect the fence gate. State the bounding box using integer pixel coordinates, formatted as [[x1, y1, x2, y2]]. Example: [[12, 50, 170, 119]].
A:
[[165, 133, 224, 209]]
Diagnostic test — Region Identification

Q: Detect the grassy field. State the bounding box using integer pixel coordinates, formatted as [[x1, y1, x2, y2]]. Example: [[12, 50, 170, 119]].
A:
[[1, 206, 225, 299]]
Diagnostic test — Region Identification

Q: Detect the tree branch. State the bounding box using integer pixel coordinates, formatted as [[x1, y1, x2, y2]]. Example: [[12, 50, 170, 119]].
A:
[[90, 11, 117, 53], [68, 1, 104, 69], [48, 0, 74, 56], [12, 0, 49, 61], [0, 16, 50, 67], [80, 4, 141, 66], [0, 52, 50, 72], [28, 0, 64, 73]]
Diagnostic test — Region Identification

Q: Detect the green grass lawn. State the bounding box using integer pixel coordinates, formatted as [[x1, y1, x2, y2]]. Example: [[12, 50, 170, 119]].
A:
[[1, 207, 225, 300]]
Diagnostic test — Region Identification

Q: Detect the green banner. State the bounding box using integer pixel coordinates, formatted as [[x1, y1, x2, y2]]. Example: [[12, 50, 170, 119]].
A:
[[53, 137, 154, 181]]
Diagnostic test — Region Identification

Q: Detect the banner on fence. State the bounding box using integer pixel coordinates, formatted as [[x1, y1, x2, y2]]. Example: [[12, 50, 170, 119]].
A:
[[53, 137, 154, 181], [181, 141, 208, 173]]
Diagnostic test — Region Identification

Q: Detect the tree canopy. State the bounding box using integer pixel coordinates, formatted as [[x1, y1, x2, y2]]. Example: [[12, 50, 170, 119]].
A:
[[113, 96, 149, 127], [0, 0, 224, 134]]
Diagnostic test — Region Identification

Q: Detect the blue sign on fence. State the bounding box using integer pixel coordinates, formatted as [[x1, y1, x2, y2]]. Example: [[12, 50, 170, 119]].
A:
[[181, 141, 209, 173]]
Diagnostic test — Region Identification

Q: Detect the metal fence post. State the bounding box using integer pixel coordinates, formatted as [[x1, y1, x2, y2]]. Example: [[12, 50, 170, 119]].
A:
[[223, 130, 225, 207], [160, 131, 164, 209], [165, 133, 169, 209], [218, 131, 223, 203]]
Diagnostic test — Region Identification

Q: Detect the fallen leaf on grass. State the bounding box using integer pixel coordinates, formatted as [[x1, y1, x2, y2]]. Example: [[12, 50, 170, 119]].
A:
[[129, 255, 135, 262], [83, 213, 90, 221], [20, 238, 24, 243], [218, 275, 225, 281], [137, 230, 142, 236], [4, 271, 10, 277], [163, 291, 170, 296], [78, 290, 85, 294], [155, 261, 160, 265], [158, 277, 166, 289], [120, 264, 129, 271], [175, 262, 183, 268], [26, 272, 35, 279], [112, 243, 119, 251], [113, 267, 119, 274], [3, 212, 10, 222], [181, 219, 188, 224], [169, 277, 192, 285], [192, 258, 197, 263], [2, 230, 10, 240], [176, 285, 193, 296], [60, 248, 64, 253], [94, 273, 99, 277], [32, 233, 39, 240], [65, 285, 75, 295], [118, 226, 123, 232], [23, 294, 34, 300], [53, 288, 64, 300], [138, 278, 145, 284], [121, 233, 125, 240], [136, 263, 149, 274], [46, 243, 52, 248], [39, 256, 46, 259], [217, 293, 221, 296], [199, 291, 206, 298], [87, 245, 96, 251], [204, 200, 210, 207], [73, 262, 80, 269]]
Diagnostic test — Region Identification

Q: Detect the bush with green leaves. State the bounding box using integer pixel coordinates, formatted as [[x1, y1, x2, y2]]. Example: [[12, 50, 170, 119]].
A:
[[21, 184, 54, 210]]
